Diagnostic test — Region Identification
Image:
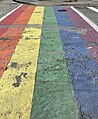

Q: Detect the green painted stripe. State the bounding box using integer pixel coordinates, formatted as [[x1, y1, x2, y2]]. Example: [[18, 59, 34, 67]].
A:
[[30, 7, 79, 119]]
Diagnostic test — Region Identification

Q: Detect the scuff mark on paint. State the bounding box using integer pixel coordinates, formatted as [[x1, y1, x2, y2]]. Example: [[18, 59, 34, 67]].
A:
[[10, 62, 18, 68], [23, 73, 27, 78], [12, 73, 23, 87], [9, 62, 32, 70], [0, 37, 9, 41], [86, 41, 98, 47], [12, 72, 28, 87]]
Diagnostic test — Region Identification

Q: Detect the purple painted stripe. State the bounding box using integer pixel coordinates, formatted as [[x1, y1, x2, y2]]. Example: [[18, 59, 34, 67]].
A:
[[65, 7, 98, 64]]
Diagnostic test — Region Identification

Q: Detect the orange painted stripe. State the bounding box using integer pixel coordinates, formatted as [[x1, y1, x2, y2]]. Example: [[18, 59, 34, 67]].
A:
[[0, 6, 35, 78]]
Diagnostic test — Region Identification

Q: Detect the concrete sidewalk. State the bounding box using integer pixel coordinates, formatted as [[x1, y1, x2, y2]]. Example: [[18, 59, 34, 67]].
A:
[[13, 0, 98, 6]]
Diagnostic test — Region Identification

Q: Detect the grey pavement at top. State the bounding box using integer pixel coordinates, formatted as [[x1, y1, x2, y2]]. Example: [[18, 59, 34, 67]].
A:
[[12, 0, 98, 6], [0, 0, 20, 18]]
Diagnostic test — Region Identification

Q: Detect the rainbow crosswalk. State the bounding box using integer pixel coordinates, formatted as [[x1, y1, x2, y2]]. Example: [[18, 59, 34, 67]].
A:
[[0, 5, 98, 119]]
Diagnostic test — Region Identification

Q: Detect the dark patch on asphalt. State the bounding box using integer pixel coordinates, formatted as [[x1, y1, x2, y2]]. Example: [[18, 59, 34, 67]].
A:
[[58, 9, 67, 12], [10, 62, 18, 68], [0, 37, 9, 41], [12, 72, 28, 87]]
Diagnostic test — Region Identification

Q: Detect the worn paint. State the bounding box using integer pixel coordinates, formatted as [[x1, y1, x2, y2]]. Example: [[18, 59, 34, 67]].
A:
[[0, 6, 44, 119], [0, 6, 35, 78], [66, 7, 98, 64], [54, 6, 98, 119], [30, 7, 78, 119]]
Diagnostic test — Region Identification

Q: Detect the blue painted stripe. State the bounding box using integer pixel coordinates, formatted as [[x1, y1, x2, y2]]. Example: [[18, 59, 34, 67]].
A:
[[54, 6, 98, 119]]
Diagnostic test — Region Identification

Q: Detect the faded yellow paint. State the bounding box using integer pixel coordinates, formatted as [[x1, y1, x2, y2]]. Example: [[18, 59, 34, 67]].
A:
[[0, 7, 44, 119]]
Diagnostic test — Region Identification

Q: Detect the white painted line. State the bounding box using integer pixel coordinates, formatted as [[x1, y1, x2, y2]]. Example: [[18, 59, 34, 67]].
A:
[[70, 6, 98, 32], [88, 7, 98, 13], [0, 4, 23, 22]]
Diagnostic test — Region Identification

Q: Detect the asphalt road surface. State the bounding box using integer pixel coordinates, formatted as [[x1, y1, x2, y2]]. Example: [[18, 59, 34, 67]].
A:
[[1, 1, 98, 119]]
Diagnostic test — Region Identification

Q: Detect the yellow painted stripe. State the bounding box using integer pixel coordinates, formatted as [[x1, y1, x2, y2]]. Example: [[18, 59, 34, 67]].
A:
[[0, 7, 44, 119]]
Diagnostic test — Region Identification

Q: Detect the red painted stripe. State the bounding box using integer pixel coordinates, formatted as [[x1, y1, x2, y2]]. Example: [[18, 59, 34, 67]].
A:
[[0, 6, 35, 78], [66, 7, 98, 63], [0, 5, 28, 36]]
